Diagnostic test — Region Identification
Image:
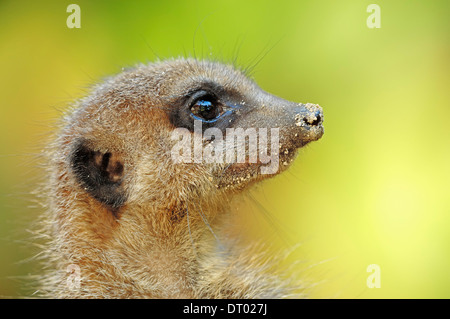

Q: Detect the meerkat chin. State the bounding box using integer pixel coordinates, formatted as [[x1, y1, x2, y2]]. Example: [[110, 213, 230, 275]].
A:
[[39, 58, 324, 298]]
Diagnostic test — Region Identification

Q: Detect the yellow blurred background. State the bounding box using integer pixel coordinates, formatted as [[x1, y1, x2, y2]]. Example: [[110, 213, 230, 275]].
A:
[[0, 0, 449, 298]]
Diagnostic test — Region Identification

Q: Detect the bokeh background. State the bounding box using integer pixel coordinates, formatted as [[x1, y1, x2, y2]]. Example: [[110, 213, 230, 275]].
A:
[[0, 0, 449, 298]]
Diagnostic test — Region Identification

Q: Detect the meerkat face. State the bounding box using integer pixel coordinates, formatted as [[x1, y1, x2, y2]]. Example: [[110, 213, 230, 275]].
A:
[[64, 58, 323, 217], [167, 64, 324, 192]]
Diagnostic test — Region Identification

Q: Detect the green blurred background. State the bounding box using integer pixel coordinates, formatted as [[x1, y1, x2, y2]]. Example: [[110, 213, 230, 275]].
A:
[[0, 0, 449, 298]]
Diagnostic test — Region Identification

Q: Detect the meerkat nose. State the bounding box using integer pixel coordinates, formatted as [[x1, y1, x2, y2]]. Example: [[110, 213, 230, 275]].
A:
[[307, 110, 323, 126], [294, 103, 324, 128]]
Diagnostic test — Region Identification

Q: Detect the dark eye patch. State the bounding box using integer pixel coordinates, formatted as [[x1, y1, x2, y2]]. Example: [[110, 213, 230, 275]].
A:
[[169, 82, 243, 133], [70, 140, 127, 213]]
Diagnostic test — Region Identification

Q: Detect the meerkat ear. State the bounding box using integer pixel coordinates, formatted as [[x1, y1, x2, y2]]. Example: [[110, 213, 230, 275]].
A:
[[70, 141, 127, 210]]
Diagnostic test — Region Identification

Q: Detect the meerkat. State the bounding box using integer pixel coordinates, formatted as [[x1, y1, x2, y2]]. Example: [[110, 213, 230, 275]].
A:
[[37, 58, 324, 298]]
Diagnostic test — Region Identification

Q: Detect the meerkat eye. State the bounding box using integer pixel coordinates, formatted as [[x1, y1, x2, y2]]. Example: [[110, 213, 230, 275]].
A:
[[190, 93, 222, 122]]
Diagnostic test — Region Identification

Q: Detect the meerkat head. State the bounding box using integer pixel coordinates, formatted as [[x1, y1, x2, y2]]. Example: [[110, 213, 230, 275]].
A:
[[45, 58, 324, 297], [61, 58, 323, 220]]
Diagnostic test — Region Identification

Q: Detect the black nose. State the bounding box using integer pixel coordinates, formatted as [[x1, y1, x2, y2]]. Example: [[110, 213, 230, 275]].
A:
[[295, 103, 323, 127], [305, 110, 322, 126]]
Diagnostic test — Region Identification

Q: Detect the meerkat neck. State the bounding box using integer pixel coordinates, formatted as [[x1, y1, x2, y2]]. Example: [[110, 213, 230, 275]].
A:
[[116, 204, 226, 297]]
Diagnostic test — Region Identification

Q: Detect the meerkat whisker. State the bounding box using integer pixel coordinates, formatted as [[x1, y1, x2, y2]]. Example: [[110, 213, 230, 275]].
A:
[[185, 205, 197, 256], [194, 202, 221, 246]]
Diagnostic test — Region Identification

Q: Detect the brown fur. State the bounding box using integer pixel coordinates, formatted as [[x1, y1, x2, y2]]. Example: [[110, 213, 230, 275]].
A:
[[36, 58, 323, 298]]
